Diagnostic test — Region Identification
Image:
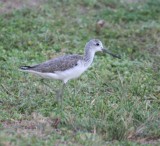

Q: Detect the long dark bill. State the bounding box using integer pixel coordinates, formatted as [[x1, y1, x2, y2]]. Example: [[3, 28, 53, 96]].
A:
[[102, 48, 121, 59]]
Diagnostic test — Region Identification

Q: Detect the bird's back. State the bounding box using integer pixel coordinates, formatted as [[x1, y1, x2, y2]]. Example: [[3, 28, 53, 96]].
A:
[[20, 54, 83, 73]]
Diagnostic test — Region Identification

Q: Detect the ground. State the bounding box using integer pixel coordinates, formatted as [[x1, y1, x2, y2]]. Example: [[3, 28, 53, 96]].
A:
[[0, 0, 160, 145]]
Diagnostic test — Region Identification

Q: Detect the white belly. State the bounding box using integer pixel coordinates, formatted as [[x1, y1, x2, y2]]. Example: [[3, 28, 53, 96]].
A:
[[55, 65, 88, 83]]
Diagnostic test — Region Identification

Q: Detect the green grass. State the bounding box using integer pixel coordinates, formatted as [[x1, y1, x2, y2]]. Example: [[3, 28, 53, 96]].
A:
[[0, 0, 160, 145]]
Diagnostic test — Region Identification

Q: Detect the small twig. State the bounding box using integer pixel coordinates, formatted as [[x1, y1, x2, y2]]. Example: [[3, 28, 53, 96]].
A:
[[1, 84, 19, 99]]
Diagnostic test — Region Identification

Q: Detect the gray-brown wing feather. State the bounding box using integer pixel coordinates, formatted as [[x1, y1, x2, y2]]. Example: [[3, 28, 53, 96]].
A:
[[28, 55, 83, 73]]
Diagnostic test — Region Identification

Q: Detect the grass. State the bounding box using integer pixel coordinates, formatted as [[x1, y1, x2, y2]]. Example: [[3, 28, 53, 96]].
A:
[[0, 0, 160, 145]]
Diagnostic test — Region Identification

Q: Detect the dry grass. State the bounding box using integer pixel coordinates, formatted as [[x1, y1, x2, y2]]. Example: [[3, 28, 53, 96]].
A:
[[2, 112, 60, 138], [0, 0, 43, 14]]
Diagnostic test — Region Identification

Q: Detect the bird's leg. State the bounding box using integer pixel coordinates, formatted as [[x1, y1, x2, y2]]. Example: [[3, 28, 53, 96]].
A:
[[40, 79, 66, 104], [56, 83, 66, 103], [40, 79, 57, 93]]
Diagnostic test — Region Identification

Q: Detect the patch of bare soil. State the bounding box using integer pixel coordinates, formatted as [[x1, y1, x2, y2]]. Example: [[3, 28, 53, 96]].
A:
[[127, 113, 160, 145], [128, 125, 160, 145], [0, 0, 43, 14], [128, 136, 160, 145], [1, 112, 160, 144], [2, 112, 61, 138]]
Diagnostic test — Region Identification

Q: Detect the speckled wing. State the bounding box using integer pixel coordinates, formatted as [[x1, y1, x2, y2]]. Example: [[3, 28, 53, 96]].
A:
[[24, 55, 83, 73]]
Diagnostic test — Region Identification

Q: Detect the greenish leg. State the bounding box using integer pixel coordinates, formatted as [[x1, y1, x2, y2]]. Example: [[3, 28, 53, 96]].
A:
[[56, 83, 66, 103], [40, 79, 58, 93]]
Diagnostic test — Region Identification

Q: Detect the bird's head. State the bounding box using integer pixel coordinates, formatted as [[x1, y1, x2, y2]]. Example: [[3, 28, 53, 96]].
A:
[[86, 39, 121, 59]]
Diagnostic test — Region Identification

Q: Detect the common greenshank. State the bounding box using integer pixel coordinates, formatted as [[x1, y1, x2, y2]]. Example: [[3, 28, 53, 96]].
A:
[[20, 39, 120, 101]]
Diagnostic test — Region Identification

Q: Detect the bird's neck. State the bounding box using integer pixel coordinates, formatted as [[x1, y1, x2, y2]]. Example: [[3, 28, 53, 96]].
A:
[[83, 47, 95, 66]]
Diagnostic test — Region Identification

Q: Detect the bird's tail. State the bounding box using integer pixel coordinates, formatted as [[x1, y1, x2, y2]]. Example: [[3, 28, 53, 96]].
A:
[[19, 66, 32, 71]]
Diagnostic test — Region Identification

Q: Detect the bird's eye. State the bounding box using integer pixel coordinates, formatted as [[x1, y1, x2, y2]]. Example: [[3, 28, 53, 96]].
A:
[[96, 43, 99, 46]]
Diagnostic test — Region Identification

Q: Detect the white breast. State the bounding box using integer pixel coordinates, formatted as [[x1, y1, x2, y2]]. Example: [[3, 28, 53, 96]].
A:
[[55, 61, 89, 83]]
